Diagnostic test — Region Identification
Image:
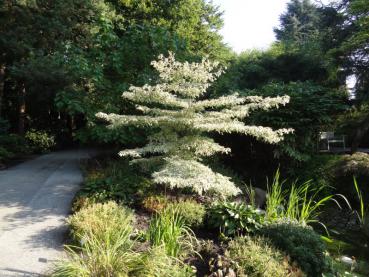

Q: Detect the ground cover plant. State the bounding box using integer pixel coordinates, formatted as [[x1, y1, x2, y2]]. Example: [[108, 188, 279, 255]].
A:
[[225, 236, 292, 277], [259, 223, 328, 277]]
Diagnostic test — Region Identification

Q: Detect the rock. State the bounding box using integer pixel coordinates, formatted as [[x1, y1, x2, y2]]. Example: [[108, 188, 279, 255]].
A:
[[226, 268, 236, 277], [254, 187, 267, 208], [233, 187, 267, 208], [216, 269, 223, 277], [340, 256, 357, 269]]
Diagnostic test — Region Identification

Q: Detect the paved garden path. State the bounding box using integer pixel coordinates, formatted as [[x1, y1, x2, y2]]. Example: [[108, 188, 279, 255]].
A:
[[0, 150, 95, 276]]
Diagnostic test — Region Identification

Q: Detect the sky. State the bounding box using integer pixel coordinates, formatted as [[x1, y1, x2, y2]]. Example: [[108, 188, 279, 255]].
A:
[[213, 0, 333, 53]]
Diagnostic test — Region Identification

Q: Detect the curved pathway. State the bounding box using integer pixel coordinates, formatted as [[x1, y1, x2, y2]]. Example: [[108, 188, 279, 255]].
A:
[[0, 150, 95, 276]]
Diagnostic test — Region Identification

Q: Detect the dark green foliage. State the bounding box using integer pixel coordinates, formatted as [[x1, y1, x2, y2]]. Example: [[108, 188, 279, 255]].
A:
[[0, 118, 10, 135], [288, 154, 340, 190], [77, 159, 152, 205], [273, 0, 369, 150], [214, 47, 334, 94], [0, 133, 30, 160], [290, 152, 369, 204], [213, 81, 347, 183], [207, 202, 264, 236], [329, 152, 369, 202], [259, 223, 327, 277], [0, 146, 13, 162], [274, 0, 324, 53], [0, 0, 229, 145], [247, 82, 348, 160]]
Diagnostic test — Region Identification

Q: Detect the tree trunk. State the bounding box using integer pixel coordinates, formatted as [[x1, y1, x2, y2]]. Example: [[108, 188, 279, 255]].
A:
[[0, 64, 5, 117], [67, 114, 75, 139], [18, 83, 26, 135], [351, 114, 369, 153]]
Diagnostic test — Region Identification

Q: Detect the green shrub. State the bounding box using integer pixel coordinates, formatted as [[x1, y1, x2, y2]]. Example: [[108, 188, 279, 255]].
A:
[[289, 154, 339, 187], [79, 159, 152, 205], [167, 200, 206, 228], [226, 236, 290, 277], [0, 146, 14, 162], [147, 206, 195, 258], [330, 152, 369, 201], [207, 201, 264, 236], [71, 194, 113, 213], [332, 152, 369, 176], [25, 129, 55, 153], [294, 153, 369, 202], [68, 201, 134, 244], [0, 133, 29, 155], [259, 223, 327, 277]]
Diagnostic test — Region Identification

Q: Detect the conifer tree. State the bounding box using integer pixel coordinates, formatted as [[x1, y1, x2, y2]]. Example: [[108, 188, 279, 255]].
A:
[[97, 53, 293, 197]]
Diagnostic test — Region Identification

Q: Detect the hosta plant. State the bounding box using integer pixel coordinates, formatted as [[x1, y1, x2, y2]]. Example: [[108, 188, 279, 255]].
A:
[[207, 201, 264, 236]]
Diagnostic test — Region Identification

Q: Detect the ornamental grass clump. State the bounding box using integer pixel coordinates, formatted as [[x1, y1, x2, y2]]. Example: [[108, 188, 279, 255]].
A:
[[52, 228, 138, 277], [265, 169, 339, 227], [97, 53, 292, 198], [68, 201, 134, 244], [147, 206, 196, 258], [53, 202, 137, 277]]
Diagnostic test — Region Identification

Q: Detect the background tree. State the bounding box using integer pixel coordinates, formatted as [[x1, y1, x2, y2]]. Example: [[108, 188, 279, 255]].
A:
[[274, 0, 321, 49], [332, 0, 369, 151], [0, 0, 111, 136], [0, 0, 230, 146]]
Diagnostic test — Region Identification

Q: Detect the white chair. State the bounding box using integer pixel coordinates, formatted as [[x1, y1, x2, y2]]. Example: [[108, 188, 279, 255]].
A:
[[319, 131, 346, 151]]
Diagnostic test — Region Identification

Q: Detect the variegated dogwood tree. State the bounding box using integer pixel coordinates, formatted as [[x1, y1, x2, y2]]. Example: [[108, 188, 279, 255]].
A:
[[97, 53, 293, 197]]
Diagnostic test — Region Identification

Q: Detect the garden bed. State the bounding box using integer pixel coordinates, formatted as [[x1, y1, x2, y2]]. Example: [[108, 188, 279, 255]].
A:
[[51, 155, 369, 277]]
